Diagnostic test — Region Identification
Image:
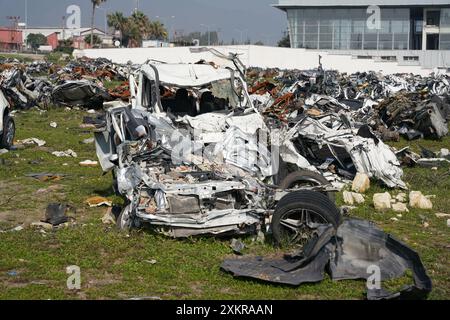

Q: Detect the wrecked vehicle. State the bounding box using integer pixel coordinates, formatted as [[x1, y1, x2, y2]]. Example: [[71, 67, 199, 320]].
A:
[[94, 61, 407, 243], [0, 89, 15, 149], [51, 80, 113, 109], [95, 62, 343, 241]]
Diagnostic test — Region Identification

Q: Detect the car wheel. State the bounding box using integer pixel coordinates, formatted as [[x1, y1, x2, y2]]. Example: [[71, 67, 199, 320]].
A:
[[0, 116, 15, 149], [279, 170, 335, 202], [272, 190, 341, 248], [116, 204, 133, 231]]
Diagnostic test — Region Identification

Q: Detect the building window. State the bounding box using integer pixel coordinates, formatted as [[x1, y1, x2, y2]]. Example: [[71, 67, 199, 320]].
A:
[[440, 9, 450, 50], [286, 7, 411, 50]]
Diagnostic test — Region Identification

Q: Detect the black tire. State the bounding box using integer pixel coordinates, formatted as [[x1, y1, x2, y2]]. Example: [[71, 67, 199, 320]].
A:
[[272, 190, 341, 248], [0, 116, 15, 149], [279, 170, 335, 202]]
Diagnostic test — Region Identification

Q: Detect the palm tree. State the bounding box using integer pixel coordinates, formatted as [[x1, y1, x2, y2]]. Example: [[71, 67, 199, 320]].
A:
[[90, 0, 107, 47], [130, 10, 151, 40], [107, 11, 127, 45], [149, 21, 168, 40]]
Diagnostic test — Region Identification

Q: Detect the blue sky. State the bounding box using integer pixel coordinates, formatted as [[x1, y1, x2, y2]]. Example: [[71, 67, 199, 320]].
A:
[[0, 0, 287, 44]]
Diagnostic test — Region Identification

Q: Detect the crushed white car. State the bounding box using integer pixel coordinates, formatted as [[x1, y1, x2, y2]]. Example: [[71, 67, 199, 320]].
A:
[[94, 60, 405, 242]]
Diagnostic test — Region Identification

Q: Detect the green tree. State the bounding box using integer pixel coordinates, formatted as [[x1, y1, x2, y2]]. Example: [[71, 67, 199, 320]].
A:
[[90, 0, 107, 46], [149, 21, 168, 40], [108, 10, 166, 47], [278, 33, 291, 48], [107, 11, 128, 46], [130, 10, 151, 40], [84, 34, 102, 46], [55, 39, 74, 54], [27, 33, 47, 50]]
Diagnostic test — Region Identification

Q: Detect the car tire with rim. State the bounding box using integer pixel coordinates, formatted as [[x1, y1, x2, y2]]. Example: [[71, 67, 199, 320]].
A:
[[116, 204, 133, 231], [272, 190, 341, 248], [0, 116, 15, 149], [279, 170, 335, 202]]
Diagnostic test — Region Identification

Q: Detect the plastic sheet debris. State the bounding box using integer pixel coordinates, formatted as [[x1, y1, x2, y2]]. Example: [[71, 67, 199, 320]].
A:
[[51, 149, 78, 158], [18, 138, 46, 147], [221, 218, 432, 300], [79, 160, 98, 167]]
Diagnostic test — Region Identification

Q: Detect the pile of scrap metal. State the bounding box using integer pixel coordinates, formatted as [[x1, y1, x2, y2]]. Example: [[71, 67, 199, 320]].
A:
[[93, 60, 432, 299], [0, 56, 130, 109], [247, 67, 449, 142], [0, 67, 53, 109], [94, 61, 406, 239], [369, 92, 449, 141], [50, 57, 132, 108]]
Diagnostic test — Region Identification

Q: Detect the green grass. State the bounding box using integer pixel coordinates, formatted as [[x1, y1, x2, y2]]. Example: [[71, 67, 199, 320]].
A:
[[0, 108, 449, 300], [0, 54, 33, 63]]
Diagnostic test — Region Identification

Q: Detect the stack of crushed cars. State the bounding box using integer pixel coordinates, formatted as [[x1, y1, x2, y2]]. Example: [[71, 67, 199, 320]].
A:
[[247, 68, 449, 185], [248, 67, 449, 141], [0, 56, 131, 110]]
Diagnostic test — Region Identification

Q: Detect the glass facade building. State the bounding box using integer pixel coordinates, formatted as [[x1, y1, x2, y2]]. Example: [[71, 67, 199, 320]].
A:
[[275, 2, 450, 51]]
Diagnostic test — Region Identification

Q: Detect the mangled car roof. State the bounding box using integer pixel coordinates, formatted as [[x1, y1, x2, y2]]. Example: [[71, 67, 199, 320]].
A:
[[140, 63, 235, 87]]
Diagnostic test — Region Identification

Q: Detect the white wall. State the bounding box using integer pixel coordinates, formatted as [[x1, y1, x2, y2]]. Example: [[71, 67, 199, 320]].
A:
[[74, 45, 434, 76]]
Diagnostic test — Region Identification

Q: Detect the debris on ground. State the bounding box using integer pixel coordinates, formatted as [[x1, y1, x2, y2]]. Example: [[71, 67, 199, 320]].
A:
[[30, 221, 54, 230], [230, 239, 246, 255], [85, 196, 112, 208], [144, 259, 157, 265], [221, 218, 432, 300], [42, 203, 71, 226], [17, 138, 46, 147], [51, 149, 78, 158], [81, 138, 95, 144], [79, 160, 98, 167]]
